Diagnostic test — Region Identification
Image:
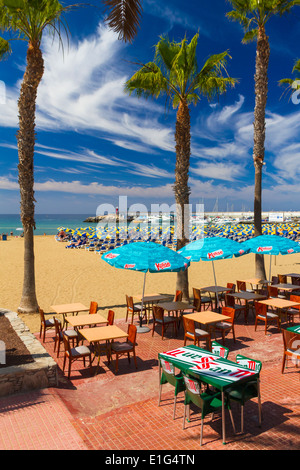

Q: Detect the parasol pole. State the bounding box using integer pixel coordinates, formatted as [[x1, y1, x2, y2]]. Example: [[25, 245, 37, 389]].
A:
[[269, 255, 272, 282], [137, 271, 150, 333], [212, 260, 220, 310]]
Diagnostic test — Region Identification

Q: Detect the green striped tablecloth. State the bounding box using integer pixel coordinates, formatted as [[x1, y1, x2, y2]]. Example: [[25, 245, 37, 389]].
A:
[[287, 325, 300, 334], [158, 345, 259, 391]]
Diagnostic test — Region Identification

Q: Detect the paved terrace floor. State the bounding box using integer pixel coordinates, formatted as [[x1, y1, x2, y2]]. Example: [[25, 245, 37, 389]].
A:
[[0, 309, 299, 451]]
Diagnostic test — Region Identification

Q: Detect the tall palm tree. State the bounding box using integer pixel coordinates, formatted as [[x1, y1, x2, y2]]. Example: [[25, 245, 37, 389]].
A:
[[0, 0, 75, 313], [125, 33, 236, 299], [226, 0, 300, 279], [103, 0, 142, 43]]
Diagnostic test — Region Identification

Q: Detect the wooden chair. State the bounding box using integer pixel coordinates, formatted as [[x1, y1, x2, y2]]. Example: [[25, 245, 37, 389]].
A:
[[39, 308, 59, 342], [109, 324, 138, 373], [89, 301, 98, 314], [254, 301, 280, 335], [271, 276, 279, 285], [291, 277, 300, 296], [237, 280, 254, 293], [286, 295, 300, 325], [107, 309, 115, 325], [220, 283, 235, 306], [183, 316, 211, 349], [125, 295, 145, 324], [281, 329, 300, 373], [192, 287, 212, 312], [152, 306, 178, 340], [53, 317, 79, 358], [174, 290, 183, 302], [278, 274, 287, 284], [225, 294, 247, 322], [158, 358, 186, 419], [268, 285, 286, 300], [62, 333, 92, 379], [214, 307, 236, 346]]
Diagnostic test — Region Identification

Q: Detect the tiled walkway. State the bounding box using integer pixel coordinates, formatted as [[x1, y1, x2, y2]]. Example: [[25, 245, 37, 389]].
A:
[[0, 312, 299, 451]]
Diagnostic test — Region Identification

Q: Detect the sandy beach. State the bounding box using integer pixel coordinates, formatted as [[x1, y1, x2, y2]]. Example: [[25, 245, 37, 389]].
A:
[[1, 235, 299, 333]]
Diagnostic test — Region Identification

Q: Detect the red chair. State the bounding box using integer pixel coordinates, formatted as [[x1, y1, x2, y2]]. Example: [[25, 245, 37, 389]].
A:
[[109, 324, 138, 373], [39, 308, 59, 342], [152, 306, 178, 340], [53, 317, 79, 358], [183, 316, 211, 349], [214, 307, 236, 345], [254, 302, 280, 335], [62, 333, 92, 379]]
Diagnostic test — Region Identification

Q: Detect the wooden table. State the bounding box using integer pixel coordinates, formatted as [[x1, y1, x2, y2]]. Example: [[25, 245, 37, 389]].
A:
[[200, 286, 232, 310], [228, 292, 267, 323], [133, 294, 172, 321], [65, 313, 107, 329], [258, 298, 300, 324], [79, 325, 128, 374], [51, 303, 89, 328], [241, 278, 270, 292], [183, 310, 231, 326], [271, 283, 300, 292]]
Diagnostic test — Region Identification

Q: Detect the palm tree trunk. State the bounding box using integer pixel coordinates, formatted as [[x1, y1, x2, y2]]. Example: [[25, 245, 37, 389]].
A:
[[17, 43, 44, 313], [174, 100, 191, 300], [253, 26, 269, 279]]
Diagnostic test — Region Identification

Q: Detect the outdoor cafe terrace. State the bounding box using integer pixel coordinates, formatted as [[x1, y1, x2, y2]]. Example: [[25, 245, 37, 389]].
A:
[[0, 305, 299, 451]]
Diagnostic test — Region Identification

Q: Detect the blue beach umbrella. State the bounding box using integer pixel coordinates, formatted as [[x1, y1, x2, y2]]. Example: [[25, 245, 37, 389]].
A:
[[102, 241, 190, 331], [178, 237, 249, 308], [240, 235, 300, 280]]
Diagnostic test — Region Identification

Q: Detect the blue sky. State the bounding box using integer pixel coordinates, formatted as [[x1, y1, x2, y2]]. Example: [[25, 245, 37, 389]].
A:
[[0, 0, 300, 214]]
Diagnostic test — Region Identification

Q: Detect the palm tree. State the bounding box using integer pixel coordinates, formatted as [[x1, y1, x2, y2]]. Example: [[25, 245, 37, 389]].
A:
[[125, 33, 236, 299], [103, 0, 143, 43], [226, 0, 300, 279], [0, 0, 75, 313]]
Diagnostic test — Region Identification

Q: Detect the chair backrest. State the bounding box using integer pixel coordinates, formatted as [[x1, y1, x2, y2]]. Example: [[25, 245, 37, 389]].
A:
[[62, 333, 71, 355], [236, 354, 262, 373], [192, 288, 201, 311], [227, 283, 236, 293], [160, 358, 175, 376], [183, 316, 196, 335], [107, 310, 115, 325], [153, 305, 164, 321], [127, 296, 134, 312], [174, 290, 183, 302], [289, 295, 300, 311], [211, 341, 229, 359], [237, 281, 246, 292], [39, 308, 46, 324], [127, 324, 137, 345], [291, 277, 300, 286], [282, 329, 299, 352], [255, 301, 267, 318], [53, 317, 61, 335], [278, 274, 287, 284], [182, 374, 204, 409], [221, 306, 235, 324], [271, 276, 279, 285], [268, 285, 278, 298], [89, 301, 98, 314], [225, 294, 235, 308]]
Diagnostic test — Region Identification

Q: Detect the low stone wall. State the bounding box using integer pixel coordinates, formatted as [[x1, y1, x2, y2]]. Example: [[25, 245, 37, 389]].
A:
[[0, 309, 57, 397]]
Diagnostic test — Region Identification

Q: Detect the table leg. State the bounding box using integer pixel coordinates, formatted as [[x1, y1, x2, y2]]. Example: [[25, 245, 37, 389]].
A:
[[222, 391, 226, 445]]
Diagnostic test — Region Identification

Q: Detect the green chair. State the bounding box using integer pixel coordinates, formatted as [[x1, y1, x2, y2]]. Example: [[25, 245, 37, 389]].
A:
[[226, 354, 262, 433], [158, 359, 186, 419], [182, 373, 236, 446], [211, 341, 229, 359]]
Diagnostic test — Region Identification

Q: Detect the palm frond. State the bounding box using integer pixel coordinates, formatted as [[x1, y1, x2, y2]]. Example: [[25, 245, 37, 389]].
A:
[[242, 28, 258, 43], [0, 36, 11, 59], [103, 0, 142, 43], [124, 61, 169, 99]]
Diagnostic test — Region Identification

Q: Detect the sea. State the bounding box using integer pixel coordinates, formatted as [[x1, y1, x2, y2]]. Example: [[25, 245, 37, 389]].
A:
[[0, 214, 95, 236]]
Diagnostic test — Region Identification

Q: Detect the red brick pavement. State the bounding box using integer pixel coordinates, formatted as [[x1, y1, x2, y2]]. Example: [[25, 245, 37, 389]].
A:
[[0, 312, 299, 451]]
